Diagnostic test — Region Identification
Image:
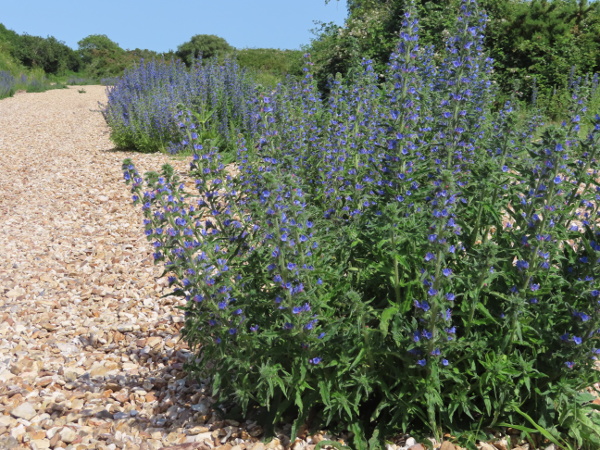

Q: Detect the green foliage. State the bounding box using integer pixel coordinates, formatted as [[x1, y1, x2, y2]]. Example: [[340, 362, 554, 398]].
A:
[[235, 48, 303, 87], [77, 34, 127, 78], [10, 34, 80, 74], [78, 34, 123, 62], [176, 34, 233, 66], [312, 0, 600, 118]]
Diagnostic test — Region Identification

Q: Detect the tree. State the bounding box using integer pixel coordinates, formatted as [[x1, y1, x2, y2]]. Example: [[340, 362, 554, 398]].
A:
[[78, 34, 127, 78], [11, 34, 80, 74], [78, 34, 123, 64], [176, 34, 232, 66]]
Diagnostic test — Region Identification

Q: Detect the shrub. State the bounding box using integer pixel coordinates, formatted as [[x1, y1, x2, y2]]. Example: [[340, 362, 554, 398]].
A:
[[122, 1, 600, 447], [235, 48, 303, 87], [176, 34, 233, 66], [104, 57, 258, 153], [11, 34, 80, 74]]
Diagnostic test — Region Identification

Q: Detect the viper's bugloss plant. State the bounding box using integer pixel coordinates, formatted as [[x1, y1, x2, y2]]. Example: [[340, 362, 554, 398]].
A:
[[122, 1, 600, 448], [0, 70, 15, 99], [105, 57, 258, 153]]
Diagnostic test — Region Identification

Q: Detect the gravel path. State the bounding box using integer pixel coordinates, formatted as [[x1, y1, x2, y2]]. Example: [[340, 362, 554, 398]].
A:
[[0, 87, 281, 450]]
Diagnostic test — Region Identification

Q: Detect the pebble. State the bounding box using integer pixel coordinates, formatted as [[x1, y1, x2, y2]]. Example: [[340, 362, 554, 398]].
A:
[[11, 402, 37, 420]]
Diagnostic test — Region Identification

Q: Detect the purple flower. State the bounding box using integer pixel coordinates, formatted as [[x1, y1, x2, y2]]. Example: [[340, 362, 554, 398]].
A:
[[414, 300, 430, 311], [309, 357, 322, 364], [417, 359, 427, 366]]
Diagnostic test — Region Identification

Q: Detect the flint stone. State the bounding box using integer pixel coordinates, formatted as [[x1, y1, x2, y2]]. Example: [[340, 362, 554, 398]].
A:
[[11, 401, 37, 420], [0, 415, 17, 427], [59, 426, 78, 443], [31, 438, 51, 449]]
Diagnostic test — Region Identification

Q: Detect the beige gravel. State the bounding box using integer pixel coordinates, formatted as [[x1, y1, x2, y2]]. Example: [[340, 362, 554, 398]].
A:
[[0, 86, 283, 450]]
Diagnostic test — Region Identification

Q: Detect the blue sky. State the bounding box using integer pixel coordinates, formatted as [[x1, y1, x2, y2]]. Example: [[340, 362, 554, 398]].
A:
[[1, 0, 349, 52]]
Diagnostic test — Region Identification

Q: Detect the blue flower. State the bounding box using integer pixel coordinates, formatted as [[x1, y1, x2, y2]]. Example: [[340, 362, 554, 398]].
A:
[[414, 300, 430, 311], [417, 359, 427, 366], [516, 260, 529, 270]]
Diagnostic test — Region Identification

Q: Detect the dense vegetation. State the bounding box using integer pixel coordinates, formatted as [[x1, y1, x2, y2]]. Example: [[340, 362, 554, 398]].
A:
[[103, 58, 258, 154], [121, 1, 600, 448], [312, 0, 600, 117]]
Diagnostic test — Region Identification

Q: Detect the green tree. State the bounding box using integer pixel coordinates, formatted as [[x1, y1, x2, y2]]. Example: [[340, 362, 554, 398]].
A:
[[11, 34, 80, 74], [78, 34, 127, 78], [176, 34, 233, 66], [78, 34, 123, 64]]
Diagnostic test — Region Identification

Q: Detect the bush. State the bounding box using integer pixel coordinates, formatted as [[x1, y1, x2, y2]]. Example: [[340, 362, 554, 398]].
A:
[[11, 34, 80, 74], [122, 1, 600, 448], [235, 48, 303, 87], [104, 58, 259, 154], [176, 34, 233, 66]]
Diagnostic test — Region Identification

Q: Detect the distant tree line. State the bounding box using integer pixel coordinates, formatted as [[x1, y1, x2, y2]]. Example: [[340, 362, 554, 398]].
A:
[[0, 24, 303, 84]]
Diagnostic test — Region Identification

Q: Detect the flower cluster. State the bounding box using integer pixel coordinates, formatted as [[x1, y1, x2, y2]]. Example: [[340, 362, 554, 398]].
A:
[[105, 57, 258, 153]]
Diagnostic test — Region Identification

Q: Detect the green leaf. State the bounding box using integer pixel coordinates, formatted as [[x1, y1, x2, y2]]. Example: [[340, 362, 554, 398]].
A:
[[319, 380, 331, 405], [475, 302, 499, 324], [499, 405, 572, 450], [315, 441, 352, 450], [380, 306, 399, 338]]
